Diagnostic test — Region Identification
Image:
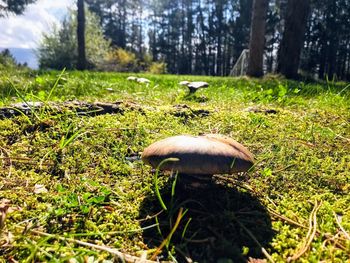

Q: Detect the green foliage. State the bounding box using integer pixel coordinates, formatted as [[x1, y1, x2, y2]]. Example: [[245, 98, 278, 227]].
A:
[[37, 8, 111, 70], [101, 48, 166, 73], [148, 62, 167, 74], [86, 0, 253, 75], [0, 49, 29, 70], [103, 48, 138, 72], [0, 49, 17, 68], [84, 0, 350, 79]]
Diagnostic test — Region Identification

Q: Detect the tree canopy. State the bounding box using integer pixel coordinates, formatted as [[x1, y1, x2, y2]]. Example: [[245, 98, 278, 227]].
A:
[[85, 0, 350, 79], [37, 8, 111, 70], [29, 0, 350, 80]]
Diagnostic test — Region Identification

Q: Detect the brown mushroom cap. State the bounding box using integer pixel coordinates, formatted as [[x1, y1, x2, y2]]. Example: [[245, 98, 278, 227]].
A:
[[142, 134, 254, 175]]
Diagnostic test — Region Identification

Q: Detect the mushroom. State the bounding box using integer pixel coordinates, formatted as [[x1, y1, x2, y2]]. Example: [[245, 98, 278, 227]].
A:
[[127, 76, 137, 81], [136, 77, 151, 84], [187, 81, 209, 93], [179, 81, 190, 86], [127, 76, 151, 84], [142, 134, 254, 186], [179, 81, 209, 94]]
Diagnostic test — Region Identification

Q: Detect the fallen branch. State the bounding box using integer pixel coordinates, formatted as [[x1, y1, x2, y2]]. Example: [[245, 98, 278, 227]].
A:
[[0, 101, 211, 121], [0, 101, 131, 119], [0, 156, 52, 167]]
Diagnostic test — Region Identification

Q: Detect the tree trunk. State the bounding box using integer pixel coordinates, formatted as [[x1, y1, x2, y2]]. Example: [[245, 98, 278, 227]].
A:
[[326, 1, 338, 79], [77, 0, 86, 70], [198, 5, 208, 74], [247, 0, 269, 77], [277, 0, 310, 79], [318, 42, 327, 79], [215, 0, 224, 76], [186, 0, 193, 74]]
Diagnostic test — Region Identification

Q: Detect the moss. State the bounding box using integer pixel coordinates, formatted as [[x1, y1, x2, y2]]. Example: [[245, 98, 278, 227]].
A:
[[0, 68, 349, 262]]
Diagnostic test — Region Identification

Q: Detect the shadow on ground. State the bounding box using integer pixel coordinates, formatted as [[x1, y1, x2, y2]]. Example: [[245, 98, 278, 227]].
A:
[[139, 175, 275, 263]]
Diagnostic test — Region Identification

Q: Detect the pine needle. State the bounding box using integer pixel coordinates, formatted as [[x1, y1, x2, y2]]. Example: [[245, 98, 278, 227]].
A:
[[16, 226, 159, 263], [233, 215, 275, 263], [333, 211, 350, 240], [287, 200, 322, 262], [151, 207, 184, 260]]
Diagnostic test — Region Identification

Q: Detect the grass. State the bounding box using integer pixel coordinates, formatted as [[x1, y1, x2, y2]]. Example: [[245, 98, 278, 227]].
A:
[[0, 68, 349, 262]]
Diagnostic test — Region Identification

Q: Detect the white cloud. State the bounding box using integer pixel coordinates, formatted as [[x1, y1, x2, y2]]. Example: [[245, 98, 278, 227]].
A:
[[0, 0, 74, 49]]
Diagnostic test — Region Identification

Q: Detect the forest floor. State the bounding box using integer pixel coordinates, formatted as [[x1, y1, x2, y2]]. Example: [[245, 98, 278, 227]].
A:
[[0, 69, 349, 262]]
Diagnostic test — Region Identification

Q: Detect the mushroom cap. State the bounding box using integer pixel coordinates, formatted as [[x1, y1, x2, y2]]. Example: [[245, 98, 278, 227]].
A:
[[179, 81, 190, 86], [142, 134, 254, 175], [187, 81, 209, 89], [137, 77, 151, 83]]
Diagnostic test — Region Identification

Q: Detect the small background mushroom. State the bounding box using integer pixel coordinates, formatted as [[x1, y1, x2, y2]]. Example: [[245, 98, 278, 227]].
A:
[[178, 81, 209, 94], [127, 76, 151, 84], [136, 77, 151, 84], [127, 76, 137, 81]]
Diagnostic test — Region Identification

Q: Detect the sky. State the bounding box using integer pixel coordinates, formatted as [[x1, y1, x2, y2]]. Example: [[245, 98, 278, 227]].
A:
[[0, 0, 74, 48], [0, 0, 74, 67], [0, 0, 74, 49]]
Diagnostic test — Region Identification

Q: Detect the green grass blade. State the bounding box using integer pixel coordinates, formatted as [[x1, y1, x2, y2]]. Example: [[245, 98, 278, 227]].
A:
[[181, 217, 192, 239], [47, 68, 66, 101], [154, 158, 179, 211], [8, 78, 40, 120]]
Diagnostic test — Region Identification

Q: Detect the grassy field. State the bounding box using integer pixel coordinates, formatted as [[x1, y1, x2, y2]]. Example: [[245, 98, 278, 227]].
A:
[[0, 68, 349, 262]]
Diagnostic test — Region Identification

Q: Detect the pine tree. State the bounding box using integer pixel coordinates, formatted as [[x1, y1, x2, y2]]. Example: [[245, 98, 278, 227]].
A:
[[277, 0, 311, 79], [0, 0, 37, 17], [77, 0, 87, 70], [38, 9, 111, 70], [247, 0, 269, 77]]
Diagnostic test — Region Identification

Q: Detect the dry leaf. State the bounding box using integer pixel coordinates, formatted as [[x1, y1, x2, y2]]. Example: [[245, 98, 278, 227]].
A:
[[34, 184, 48, 194]]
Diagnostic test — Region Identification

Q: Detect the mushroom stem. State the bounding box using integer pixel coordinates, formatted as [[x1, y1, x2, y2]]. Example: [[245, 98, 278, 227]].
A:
[[184, 173, 213, 181], [188, 87, 197, 94], [177, 173, 214, 189]]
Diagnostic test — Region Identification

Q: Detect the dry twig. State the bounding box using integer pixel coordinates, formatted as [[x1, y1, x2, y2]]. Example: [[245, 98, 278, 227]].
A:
[[333, 211, 350, 240], [151, 207, 184, 260], [0, 146, 12, 177], [321, 231, 347, 251], [287, 201, 322, 262], [16, 226, 160, 263], [215, 174, 321, 235], [233, 215, 275, 263]]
